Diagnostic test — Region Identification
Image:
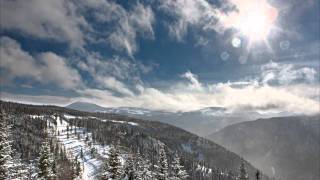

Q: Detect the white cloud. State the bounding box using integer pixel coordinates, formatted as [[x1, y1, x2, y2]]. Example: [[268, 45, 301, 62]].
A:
[[3, 70, 318, 115], [77, 52, 153, 96], [0, 36, 82, 89], [78, 0, 155, 56], [160, 0, 219, 41], [261, 61, 318, 85], [37, 52, 82, 89], [78, 53, 140, 81], [108, 2, 155, 56], [1, 36, 317, 114], [95, 76, 134, 96], [181, 71, 203, 90], [0, 0, 87, 47], [0, 0, 154, 55]]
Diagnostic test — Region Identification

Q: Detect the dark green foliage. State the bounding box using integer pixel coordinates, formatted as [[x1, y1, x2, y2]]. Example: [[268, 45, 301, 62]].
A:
[[171, 152, 189, 180], [38, 141, 54, 179], [124, 154, 135, 180], [0, 111, 12, 179], [256, 170, 261, 180], [238, 161, 249, 180], [101, 145, 123, 180], [72, 156, 82, 179], [156, 144, 169, 180]]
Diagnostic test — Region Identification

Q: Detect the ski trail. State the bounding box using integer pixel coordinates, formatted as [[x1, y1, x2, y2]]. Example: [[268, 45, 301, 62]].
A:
[[52, 116, 107, 179]]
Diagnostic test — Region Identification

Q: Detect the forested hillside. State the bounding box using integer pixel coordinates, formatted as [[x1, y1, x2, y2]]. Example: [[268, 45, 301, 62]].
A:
[[0, 101, 268, 179]]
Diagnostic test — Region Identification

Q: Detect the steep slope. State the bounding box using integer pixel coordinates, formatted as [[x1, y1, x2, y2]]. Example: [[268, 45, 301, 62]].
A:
[[2, 101, 268, 179], [207, 116, 320, 180]]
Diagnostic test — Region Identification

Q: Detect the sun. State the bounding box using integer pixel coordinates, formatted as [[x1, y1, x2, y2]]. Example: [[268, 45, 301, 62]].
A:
[[221, 0, 278, 45], [236, 10, 274, 41], [235, 1, 278, 43]]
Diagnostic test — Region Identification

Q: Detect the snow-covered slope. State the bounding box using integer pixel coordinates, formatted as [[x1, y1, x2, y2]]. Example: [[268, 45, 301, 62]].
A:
[[49, 116, 105, 179], [45, 115, 134, 179]]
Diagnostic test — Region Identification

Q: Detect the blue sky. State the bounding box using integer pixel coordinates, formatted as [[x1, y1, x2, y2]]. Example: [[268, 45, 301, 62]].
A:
[[0, 0, 319, 114]]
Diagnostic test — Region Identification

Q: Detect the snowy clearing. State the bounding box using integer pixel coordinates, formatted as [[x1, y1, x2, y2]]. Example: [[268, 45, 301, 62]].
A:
[[52, 116, 109, 179]]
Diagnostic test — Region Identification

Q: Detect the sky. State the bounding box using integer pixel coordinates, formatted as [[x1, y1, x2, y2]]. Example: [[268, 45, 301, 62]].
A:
[[0, 0, 319, 114]]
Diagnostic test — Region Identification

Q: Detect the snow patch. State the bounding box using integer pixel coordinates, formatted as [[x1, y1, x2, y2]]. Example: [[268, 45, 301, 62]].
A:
[[101, 119, 138, 126], [64, 114, 83, 119], [29, 115, 44, 119]]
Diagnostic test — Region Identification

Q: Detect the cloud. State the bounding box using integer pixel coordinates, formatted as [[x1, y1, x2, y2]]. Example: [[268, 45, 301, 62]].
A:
[[0, 0, 87, 47], [0, 36, 82, 89], [82, 68, 318, 114], [158, 0, 280, 44], [181, 71, 203, 90], [108, 2, 155, 56], [0, 0, 154, 55], [78, 0, 155, 56], [261, 61, 318, 85], [77, 51, 154, 95], [95, 76, 134, 96], [218, 0, 278, 31], [0, 36, 317, 114], [159, 0, 219, 41], [3, 70, 318, 115], [78, 53, 141, 81]]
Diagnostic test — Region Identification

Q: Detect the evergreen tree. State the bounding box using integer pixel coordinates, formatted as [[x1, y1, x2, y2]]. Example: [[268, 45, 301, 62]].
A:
[[80, 148, 84, 159], [51, 157, 57, 177], [38, 141, 55, 179], [54, 143, 59, 158], [72, 156, 82, 179], [256, 170, 261, 180], [170, 152, 189, 180], [125, 154, 135, 180], [0, 112, 12, 179], [0, 114, 28, 179], [135, 152, 153, 180], [10, 154, 28, 179], [101, 145, 123, 180], [156, 144, 169, 180], [238, 160, 249, 180], [91, 147, 96, 158]]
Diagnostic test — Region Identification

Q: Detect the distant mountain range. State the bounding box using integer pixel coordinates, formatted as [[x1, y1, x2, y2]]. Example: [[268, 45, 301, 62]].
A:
[[207, 115, 320, 180], [67, 101, 294, 136]]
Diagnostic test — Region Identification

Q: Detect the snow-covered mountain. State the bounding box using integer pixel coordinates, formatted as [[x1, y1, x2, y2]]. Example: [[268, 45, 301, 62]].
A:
[[67, 101, 291, 136]]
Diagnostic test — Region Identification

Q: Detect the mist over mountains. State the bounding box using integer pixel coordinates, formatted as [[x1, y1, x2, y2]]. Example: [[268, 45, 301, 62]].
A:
[[67, 101, 296, 136], [207, 115, 320, 180]]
